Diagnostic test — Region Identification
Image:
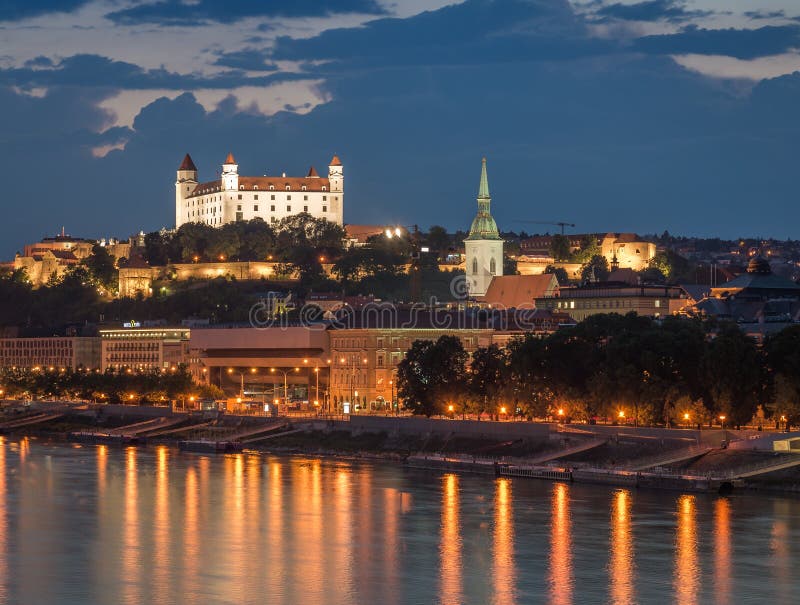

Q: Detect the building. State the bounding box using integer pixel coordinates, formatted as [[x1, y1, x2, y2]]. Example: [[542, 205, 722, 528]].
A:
[[688, 257, 800, 338], [187, 326, 330, 405], [464, 158, 503, 297], [175, 152, 344, 229], [327, 307, 569, 411], [479, 274, 559, 308], [519, 232, 657, 272], [0, 337, 101, 370], [535, 283, 688, 321], [99, 325, 190, 371]]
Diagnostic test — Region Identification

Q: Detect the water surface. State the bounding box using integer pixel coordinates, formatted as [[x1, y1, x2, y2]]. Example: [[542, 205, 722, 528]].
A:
[[0, 437, 797, 605]]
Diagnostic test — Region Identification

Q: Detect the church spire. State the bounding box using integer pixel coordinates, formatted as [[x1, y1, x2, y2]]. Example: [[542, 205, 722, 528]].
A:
[[478, 157, 490, 199], [466, 157, 500, 240]]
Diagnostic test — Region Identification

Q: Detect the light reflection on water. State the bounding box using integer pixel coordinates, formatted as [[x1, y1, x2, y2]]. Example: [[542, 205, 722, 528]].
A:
[[0, 440, 799, 605]]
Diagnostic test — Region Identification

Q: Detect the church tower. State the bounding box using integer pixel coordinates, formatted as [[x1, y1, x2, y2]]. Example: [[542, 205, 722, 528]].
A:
[[175, 153, 198, 228], [464, 158, 503, 297], [221, 152, 239, 191]]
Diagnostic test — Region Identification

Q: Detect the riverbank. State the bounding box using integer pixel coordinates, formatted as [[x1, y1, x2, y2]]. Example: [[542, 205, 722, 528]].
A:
[[4, 401, 800, 495]]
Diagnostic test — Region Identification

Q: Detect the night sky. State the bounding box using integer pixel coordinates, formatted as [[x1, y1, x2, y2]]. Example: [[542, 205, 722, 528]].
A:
[[2, 0, 800, 257]]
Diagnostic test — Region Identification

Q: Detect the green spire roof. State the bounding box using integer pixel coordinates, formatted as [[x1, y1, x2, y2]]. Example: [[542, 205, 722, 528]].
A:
[[466, 157, 501, 240]]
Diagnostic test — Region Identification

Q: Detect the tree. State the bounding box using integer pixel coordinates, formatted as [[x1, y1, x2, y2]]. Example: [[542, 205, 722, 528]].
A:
[[702, 324, 764, 427], [469, 345, 509, 419], [581, 254, 609, 282], [649, 250, 690, 283], [425, 225, 450, 258], [549, 234, 571, 262], [396, 336, 468, 416], [544, 265, 569, 284], [570, 235, 600, 264], [765, 325, 800, 428], [82, 244, 118, 294]]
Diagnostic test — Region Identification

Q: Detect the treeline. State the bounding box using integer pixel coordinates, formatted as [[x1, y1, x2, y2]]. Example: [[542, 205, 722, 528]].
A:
[[397, 313, 800, 429], [0, 366, 220, 403]]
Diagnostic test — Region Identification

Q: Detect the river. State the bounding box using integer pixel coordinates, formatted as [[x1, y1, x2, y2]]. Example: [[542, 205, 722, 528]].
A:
[[0, 437, 797, 604]]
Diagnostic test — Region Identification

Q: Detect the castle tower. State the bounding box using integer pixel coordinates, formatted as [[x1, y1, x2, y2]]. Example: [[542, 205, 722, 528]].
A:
[[221, 151, 239, 192], [464, 158, 503, 298], [328, 155, 343, 224], [175, 153, 198, 228]]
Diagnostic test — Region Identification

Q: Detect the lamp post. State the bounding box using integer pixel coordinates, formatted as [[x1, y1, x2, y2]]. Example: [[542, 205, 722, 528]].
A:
[[270, 367, 299, 407], [719, 414, 726, 431], [228, 367, 257, 399]]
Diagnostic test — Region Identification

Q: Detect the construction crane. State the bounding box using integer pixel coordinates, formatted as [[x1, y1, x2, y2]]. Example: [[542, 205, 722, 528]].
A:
[[512, 220, 575, 235]]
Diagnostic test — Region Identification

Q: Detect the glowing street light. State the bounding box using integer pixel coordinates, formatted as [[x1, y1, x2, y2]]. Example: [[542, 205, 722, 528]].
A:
[[719, 414, 727, 430]]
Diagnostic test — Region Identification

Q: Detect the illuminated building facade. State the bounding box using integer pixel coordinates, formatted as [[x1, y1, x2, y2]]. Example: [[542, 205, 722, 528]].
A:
[[0, 337, 101, 370], [100, 326, 190, 371]]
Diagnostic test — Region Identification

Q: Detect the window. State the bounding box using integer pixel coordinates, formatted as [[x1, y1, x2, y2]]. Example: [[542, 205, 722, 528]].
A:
[[489, 257, 496, 275], [377, 355, 384, 368], [304, 206, 308, 212], [269, 185, 275, 191], [254, 205, 259, 211], [287, 195, 291, 200], [323, 195, 327, 201], [304, 195, 308, 201], [287, 205, 291, 212], [302, 186, 307, 191], [285, 185, 291, 191], [322, 206, 327, 212], [377, 337, 384, 348], [254, 194, 258, 200], [271, 195, 275, 200], [237, 205, 242, 211], [271, 205, 275, 211], [472, 258, 478, 275], [322, 186, 327, 191], [654, 299, 661, 308]]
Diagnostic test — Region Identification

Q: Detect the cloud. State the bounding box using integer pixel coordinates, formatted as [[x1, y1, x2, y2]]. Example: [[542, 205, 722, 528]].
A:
[[106, 0, 386, 27], [212, 48, 278, 71], [272, 0, 614, 67], [594, 1, 712, 24], [744, 10, 787, 21], [0, 53, 310, 90], [634, 24, 800, 60], [0, 0, 91, 22]]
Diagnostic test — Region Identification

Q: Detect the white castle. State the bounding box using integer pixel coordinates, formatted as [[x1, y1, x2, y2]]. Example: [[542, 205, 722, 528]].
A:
[[175, 152, 344, 229]]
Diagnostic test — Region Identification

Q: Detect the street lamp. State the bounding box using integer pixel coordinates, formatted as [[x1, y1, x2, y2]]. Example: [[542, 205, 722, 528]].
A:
[[683, 412, 690, 428], [781, 414, 788, 432], [719, 414, 726, 430], [270, 367, 299, 406]]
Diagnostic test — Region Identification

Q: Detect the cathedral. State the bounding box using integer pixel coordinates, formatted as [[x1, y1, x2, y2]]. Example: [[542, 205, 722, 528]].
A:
[[175, 152, 344, 229], [464, 158, 504, 297]]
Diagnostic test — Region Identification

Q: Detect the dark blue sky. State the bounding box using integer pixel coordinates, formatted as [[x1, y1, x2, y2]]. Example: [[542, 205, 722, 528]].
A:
[[2, 0, 800, 257]]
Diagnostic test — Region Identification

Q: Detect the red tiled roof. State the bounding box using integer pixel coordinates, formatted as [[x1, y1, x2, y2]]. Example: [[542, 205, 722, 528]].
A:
[[307, 165, 319, 177], [188, 176, 331, 197], [329, 155, 342, 166], [178, 153, 197, 171], [479, 274, 559, 308]]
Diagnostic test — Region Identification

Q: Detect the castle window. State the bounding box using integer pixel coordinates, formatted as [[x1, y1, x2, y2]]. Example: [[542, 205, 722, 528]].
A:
[[237, 205, 242, 211], [304, 206, 308, 212], [302, 185, 307, 191], [287, 195, 291, 200], [269, 185, 275, 191], [254, 205, 259, 211], [271, 195, 275, 200], [322, 186, 326, 191], [322, 195, 327, 201], [287, 205, 291, 212], [239, 186, 244, 191], [322, 206, 327, 212], [271, 205, 275, 211], [254, 195, 258, 200], [472, 258, 478, 275], [285, 185, 291, 191], [254, 186, 258, 191], [238, 194, 242, 200], [304, 195, 308, 201], [490, 258, 496, 275]]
